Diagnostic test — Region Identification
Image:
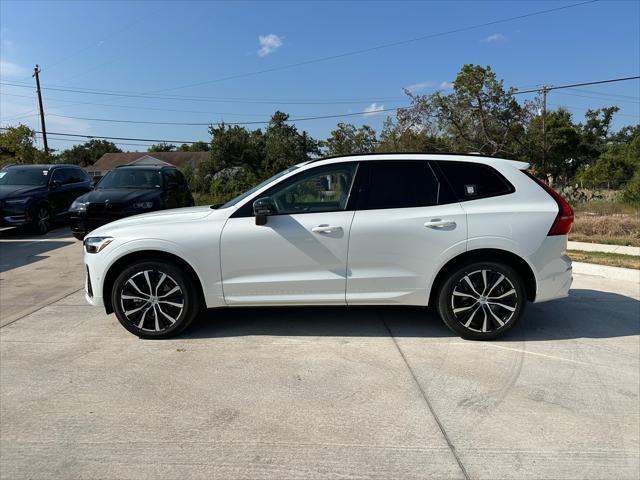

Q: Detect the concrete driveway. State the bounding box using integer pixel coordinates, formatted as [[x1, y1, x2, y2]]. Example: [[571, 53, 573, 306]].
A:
[[1, 227, 639, 479]]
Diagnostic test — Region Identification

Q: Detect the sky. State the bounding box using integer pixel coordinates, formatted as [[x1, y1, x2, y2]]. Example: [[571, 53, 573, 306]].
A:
[[0, 0, 639, 153]]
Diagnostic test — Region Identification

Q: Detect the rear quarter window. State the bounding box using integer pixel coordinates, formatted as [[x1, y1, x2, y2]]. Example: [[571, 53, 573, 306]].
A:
[[434, 161, 514, 201]]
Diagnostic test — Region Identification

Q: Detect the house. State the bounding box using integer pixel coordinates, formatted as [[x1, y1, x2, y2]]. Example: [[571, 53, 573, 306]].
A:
[[89, 152, 209, 177]]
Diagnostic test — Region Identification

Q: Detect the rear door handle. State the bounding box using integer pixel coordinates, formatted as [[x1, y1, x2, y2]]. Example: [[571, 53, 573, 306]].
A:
[[312, 224, 343, 234], [424, 218, 456, 229]]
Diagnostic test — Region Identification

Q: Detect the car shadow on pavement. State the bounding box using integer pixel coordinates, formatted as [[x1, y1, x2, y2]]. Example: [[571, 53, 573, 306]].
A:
[[0, 227, 75, 273], [181, 288, 639, 342]]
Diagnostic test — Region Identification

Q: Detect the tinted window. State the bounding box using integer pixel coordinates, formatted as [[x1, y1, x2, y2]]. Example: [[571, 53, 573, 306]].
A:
[[269, 163, 358, 214], [363, 161, 439, 210], [174, 170, 188, 187], [97, 169, 162, 189], [50, 168, 70, 184], [163, 169, 179, 186], [0, 168, 49, 186], [62, 168, 85, 184], [436, 161, 514, 200]]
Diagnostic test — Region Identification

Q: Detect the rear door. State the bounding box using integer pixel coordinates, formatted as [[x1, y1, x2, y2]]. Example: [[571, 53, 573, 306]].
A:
[[346, 160, 467, 306]]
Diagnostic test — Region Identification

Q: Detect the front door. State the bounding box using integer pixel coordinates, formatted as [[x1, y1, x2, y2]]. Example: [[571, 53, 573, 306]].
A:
[[220, 163, 359, 305]]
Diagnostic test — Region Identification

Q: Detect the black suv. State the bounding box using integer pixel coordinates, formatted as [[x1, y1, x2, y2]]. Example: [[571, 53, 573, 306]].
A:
[[0, 164, 92, 234], [69, 164, 194, 240]]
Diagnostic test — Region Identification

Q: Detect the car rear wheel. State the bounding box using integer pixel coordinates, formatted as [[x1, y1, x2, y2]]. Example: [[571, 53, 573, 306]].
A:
[[111, 260, 200, 339], [28, 205, 51, 235], [437, 261, 525, 340]]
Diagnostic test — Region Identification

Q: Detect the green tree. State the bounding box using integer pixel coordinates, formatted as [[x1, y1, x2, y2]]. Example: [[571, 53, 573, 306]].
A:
[[177, 141, 210, 152], [431, 64, 534, 156], [208, 123, 265, 173], [521, 108, 581, 182], [0, 124, 42, 166], [576, 134, 639, 189], [376, 116, 450, 153], [57, 139, 121, 166], [573, 106, 621, 173], [148, 143, 176, 152], [263, 111, 320, 177], [325, 123, 377, 156]]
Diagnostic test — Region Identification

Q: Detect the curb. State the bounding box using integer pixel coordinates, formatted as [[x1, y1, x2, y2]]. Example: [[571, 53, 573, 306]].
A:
[[567, 241, 639, 256], [572, 262, 640, 282]]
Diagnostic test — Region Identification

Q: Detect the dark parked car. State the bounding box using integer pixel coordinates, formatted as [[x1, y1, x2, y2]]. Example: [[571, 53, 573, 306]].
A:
[[69, 164, 194, 240], [0, 164, 92, 234]]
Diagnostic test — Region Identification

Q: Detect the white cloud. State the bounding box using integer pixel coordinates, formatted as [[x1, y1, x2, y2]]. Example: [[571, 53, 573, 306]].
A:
[[257, 34, 283, 57], [482, 33, 507, 43], [0, 60, 28, 79], [363, 103, 385, 116], [439, 81, 453, 90], [404, 81, 433, 93]]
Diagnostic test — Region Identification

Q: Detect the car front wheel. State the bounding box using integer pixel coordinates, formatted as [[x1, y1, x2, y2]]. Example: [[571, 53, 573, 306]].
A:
[[28, 204, 51, 235], [437, 261, 525, 340], [111, 260, 200, 339]]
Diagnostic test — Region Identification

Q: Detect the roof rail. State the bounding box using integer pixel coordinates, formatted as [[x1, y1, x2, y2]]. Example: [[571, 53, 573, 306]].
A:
[[306, 151, 507, 164]]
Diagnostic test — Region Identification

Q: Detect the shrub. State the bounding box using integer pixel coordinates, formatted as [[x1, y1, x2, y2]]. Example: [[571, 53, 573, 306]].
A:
[[558, 185, 604, 204], [623, 171, 640, 205]]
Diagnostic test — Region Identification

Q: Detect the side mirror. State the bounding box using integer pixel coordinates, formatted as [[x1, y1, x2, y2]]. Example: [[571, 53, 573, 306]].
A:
[[50, 179, 61, 189], [253, 196, 277, 225]]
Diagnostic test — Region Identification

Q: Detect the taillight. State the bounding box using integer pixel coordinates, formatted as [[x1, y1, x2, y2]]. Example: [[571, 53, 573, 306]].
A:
[[526, 172, 574, 236]]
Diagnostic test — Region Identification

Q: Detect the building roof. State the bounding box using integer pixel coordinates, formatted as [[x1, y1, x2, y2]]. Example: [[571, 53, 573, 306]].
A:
[[92, 152, 209, 172]]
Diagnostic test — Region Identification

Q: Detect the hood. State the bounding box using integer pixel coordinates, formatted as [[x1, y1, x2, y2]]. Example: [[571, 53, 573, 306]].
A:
[[77, 188, 161, 204], [87, 205, 220, 237], [0, 184, 46, 200]]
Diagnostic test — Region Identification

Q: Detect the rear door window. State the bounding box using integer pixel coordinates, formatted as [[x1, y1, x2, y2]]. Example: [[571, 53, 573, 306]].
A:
[[361, 161, 439, 210], [435, 161, 514, 201]]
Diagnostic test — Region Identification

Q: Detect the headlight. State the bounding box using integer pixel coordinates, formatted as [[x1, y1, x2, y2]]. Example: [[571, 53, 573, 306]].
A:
[[5, 197, 30, 205], [70, 200, 87, 211], [132, 201, 154, 209], [84, 236, 113, 254]]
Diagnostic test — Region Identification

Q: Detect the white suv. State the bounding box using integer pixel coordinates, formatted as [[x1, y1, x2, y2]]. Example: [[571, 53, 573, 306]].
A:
[[83, 153, 573, 340]]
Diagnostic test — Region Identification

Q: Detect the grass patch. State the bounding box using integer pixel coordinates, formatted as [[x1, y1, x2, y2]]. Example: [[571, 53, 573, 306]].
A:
[[568, 250, 640, 270], [570, 201, 640, 247]]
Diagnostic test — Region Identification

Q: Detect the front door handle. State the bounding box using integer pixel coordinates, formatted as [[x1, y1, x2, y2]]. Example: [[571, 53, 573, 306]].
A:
[[424, 218, 456, 229], [312, 224, 343, 234]]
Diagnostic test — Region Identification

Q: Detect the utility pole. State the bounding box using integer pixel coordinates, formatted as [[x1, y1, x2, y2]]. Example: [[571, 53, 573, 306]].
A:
[[32, 64, 48, 154], [537, 85, 551, 183]]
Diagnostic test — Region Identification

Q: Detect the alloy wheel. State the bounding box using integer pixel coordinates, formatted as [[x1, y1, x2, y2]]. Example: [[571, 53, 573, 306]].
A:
[[36, 207, 50, 233], [119, 270, 185, 332], [450, 269, 518, 333]]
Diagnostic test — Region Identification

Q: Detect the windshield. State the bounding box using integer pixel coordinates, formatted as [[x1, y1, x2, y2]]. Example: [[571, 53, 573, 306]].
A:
[[0, 168, 50, 186], [220, 165, 300, 208], [97, 169, 162, 189]]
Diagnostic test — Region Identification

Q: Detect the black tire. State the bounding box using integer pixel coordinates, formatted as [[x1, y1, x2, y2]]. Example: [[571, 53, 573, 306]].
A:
[[437, 261, 526, 340], [111, 259, 201, 339], [72, 232, 86, 241], [28, 204, 51, 235]]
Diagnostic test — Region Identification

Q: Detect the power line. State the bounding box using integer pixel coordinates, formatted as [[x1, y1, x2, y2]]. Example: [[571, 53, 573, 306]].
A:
[[0, 81, 406, 105], [4, 75, 638, 105], [565, 87, 640, 100], [45, 106, 404, 126], [152, 0, 600, 93], [511, 76, 640, 95], [1, 128, 204, 144], [553, 91, 640, 104]]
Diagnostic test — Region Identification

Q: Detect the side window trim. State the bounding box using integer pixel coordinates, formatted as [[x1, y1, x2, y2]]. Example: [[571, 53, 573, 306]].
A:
[[433, 160, 515, 202], [231, 161, 361, 218]]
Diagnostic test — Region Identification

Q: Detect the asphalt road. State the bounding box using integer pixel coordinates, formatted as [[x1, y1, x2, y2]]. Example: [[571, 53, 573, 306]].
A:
[[1, 226, 639, 479]]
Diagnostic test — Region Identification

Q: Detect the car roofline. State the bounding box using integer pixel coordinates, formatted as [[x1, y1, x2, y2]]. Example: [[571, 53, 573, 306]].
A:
[[306, 152, 530, 170], [1, 163, 81, 170]]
